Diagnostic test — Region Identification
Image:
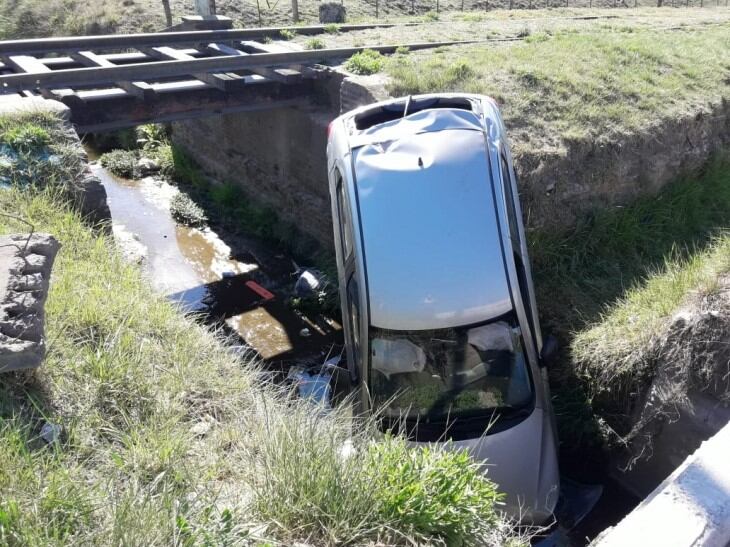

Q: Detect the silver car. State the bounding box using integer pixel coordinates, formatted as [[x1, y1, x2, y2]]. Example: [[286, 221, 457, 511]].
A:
[[326, 93, 560, 524]]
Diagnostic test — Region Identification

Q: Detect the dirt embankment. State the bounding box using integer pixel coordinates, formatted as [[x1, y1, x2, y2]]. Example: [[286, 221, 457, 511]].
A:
[[614, 275, 730, 496], [514, 99, 730, 231]]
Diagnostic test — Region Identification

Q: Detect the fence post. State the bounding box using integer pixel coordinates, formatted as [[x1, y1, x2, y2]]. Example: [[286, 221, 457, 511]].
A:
[[194, 0, 215, 15], [376, 0, 379, 18], [412, 0, 416, 13], [437, 0, 440, 12], [292, 0, 299, 22], [161, 0, 173, 26]]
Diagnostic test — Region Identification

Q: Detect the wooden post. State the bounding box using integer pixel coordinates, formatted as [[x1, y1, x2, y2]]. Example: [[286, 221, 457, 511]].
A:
[[292, 0, 299, 22], [376, 0, 380, 17], [194, 0, 216, 16], [161, 0, 173, 26], [461, 0, 465, 10], [437, 0, 440, 12]]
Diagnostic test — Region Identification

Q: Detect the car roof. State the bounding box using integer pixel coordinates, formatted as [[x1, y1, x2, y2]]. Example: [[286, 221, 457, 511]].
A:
[[352, 108, 513, 331]]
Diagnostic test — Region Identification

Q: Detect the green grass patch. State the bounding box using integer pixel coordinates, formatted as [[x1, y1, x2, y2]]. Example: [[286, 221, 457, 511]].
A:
[[0, 111, 518, 545], [305, 37, 326, 50], [345, 49, 385, 75], [99, 149, 138, 178], [169, 192, 208, 227], [386, 25, 730, 140], [278, 28, 296, 40]]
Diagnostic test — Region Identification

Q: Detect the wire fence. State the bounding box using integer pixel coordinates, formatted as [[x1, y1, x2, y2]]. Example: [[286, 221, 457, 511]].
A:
[[240, 0, 729, 26]]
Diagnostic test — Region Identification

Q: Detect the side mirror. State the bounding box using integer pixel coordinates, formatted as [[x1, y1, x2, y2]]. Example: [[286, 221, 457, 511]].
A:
[[540, 334, 559, 368]]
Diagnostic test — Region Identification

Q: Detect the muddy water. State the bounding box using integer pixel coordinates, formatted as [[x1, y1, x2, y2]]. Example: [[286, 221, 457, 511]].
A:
[[92, 162, 340, 364]]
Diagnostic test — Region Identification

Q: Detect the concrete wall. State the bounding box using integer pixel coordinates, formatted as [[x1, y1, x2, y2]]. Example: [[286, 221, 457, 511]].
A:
[[594, 422, 730, 547], [172, 74, 730, 250], [170, 73, 388, 250]]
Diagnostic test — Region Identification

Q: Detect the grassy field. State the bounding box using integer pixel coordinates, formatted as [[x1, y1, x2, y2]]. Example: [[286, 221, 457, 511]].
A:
[[380, 22, 730, 143], [0, 111, 519, 546], [0, 0, 728, 38]]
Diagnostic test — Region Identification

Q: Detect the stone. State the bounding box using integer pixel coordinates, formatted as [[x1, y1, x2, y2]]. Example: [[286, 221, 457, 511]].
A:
[[0, 233, 60, 373], [137, 157, 160, 175], [319, 2, 346, 23], [40, 422, 62, 444]]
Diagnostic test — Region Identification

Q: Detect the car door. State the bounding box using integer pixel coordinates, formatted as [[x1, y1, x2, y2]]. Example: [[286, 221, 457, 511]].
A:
[[333, 168, 362, 384]]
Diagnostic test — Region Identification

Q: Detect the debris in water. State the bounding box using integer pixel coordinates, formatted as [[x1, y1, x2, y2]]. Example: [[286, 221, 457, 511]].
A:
[[300, 327, 311, 337], [295, 269, 323, 297]]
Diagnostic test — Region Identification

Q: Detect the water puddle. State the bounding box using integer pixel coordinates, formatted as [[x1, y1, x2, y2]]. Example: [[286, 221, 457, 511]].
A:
[[92, 162, 340, 364]]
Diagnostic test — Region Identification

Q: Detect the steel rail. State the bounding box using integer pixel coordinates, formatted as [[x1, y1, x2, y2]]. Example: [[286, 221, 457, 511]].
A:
[[0, 40, 495, 93], [0, 24, 416, 56]]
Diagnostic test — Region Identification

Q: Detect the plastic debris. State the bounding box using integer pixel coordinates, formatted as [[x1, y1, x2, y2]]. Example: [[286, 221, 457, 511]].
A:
[[294, 269, 322, 297], [299, 327, 311, 337], [288, 367, 332, 408]]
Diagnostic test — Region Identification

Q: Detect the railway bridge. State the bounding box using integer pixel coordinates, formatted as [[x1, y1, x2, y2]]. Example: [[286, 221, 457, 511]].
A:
[[0, 22, 480, 132]]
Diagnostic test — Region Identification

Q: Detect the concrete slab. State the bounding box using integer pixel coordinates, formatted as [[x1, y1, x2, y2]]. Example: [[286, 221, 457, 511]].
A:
[[0, 233, 60, 373], [593, 422, 730, 547]]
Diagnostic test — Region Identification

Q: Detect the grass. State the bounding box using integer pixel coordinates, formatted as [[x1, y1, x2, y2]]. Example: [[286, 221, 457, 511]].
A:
[[99, 149, 138, 178], [573, 235, 729, 394], [530, 152, 730, 448], [0, 111, 518, 546], [386, 24, 730, 140], [169, 192, 208, 227], [305, 37, 326, 50], [346, 49, 385, 75]]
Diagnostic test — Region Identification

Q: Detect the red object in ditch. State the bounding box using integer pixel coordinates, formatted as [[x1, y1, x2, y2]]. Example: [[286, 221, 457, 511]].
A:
[[245, 280, 275, 301]]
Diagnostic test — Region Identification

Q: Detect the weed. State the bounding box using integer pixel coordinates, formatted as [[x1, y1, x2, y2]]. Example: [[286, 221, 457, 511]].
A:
[[1, 124, 50, 153], [135, 123, 168, 151], [99, 149, 138, 178], [395, 45, 410, 55], [279, 28, 296, 40], [305, 37, 326, 50], [169, 192, 208, 227], [323, 23, 340, 33], [345, 49, 385, 75], [423, 10, 439, 21]]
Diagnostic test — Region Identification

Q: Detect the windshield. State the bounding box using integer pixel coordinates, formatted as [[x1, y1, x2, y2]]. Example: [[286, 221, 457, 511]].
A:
[[369, 314, 533, 421]]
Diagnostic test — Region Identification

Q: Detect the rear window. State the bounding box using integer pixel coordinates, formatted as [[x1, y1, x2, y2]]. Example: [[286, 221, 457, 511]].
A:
[[354, 96, 474, 131]]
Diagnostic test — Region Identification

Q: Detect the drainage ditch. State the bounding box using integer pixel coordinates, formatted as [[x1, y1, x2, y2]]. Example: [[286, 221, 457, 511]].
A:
[[88, 145, 643, 546]]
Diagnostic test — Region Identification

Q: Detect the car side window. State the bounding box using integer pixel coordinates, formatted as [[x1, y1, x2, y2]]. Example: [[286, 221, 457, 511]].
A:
[[500, 154, 520, 249], [335, 170, 353, 259], [501, 152, 538, 343], [347, 275, 361, 370]]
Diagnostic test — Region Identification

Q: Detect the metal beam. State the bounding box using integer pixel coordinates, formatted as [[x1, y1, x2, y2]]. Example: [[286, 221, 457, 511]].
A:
[[0, 40, 486, 93], [70, 80, 313, 133], [0, 24, 415, 56]]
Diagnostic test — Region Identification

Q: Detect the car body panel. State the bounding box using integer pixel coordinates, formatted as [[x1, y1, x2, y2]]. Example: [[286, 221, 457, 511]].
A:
[[326, 93, 560, 524], [353, 118, 512, 330]]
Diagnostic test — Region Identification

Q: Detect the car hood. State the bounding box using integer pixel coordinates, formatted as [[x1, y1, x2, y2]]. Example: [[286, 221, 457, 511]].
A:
[[438, 408, 559, 524]]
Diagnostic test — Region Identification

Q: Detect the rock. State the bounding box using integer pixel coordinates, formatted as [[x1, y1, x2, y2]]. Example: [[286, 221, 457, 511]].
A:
[[40, 422, 61, 444], [137, 157, 160, 175], [111, 224, 147, 265], [0, 233, 60, 373], [319, 2, 346, 23]]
